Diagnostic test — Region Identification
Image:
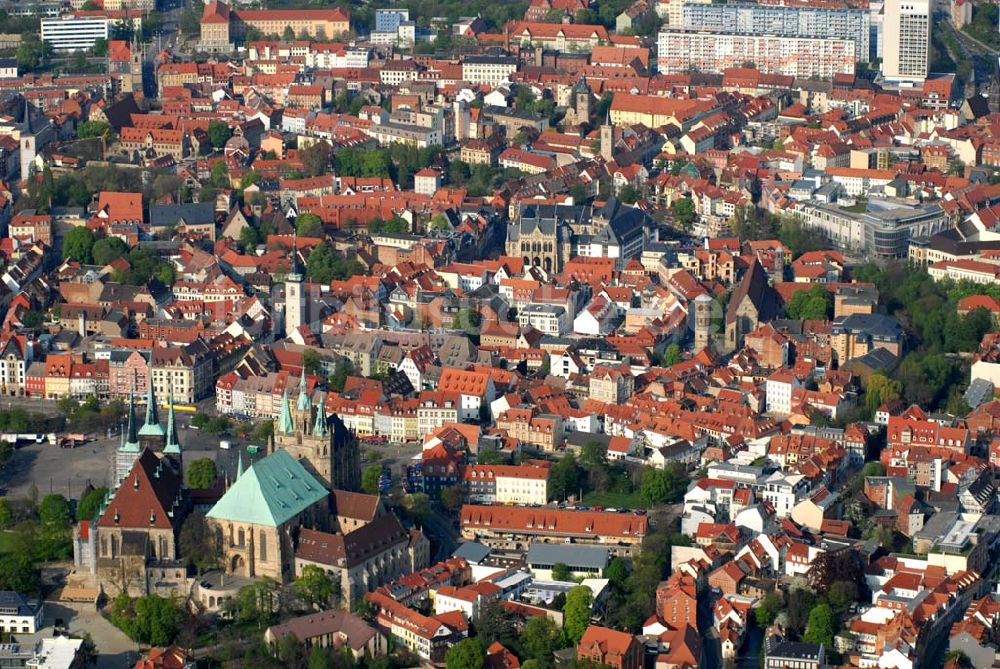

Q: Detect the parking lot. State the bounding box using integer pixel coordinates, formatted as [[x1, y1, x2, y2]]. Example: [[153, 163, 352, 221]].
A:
[[0, 418, 248, 501]]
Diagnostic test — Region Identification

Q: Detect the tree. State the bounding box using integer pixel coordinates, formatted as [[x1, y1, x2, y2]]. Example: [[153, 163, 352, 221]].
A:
[[207, 120, 231, 149], [579, 440, 607, 469], [236, 578, 279, 628], [661, 343, 682, 367], [307, 242, 339, 284], [640, 467, 670, 506], [563, 586, 593, 643], [240, 170, 263, 189], [606, 557, 628, 588], [754, 590, 784, 627], [786, 285, 833, 321], [78, 120, 110, 139], [403, 493, 431, 521], [178, 511, 221, 574], [551, 563, 572, 581], [0, 497, 10, 529], [328, 358, 353, 392], [283, 25, 296, 41], [0, 549, 40, 594], [37, 494, 72, 560], [110, 594, 183, 646], [803, 603, 835, 648], [187, 457, 218, 489], [362, 464, 383, 496], [76, 487, 108, 522], [210, 160, 230, 189], [308, 644, 333, 669], [91, 237, 128, 266], [828, 580, 859, 614], [16, 34, 49, 71], [520, 615, 562, 663], [863, 373, 902, 417], [441, 485, 465, 512], [548, 453, 580, 501], [807, 549, 867, 599], [474, 602, 521, 650], [63, 226, 95, 263], [90, 37, 108, 56], [296, 212, 324, 237], [295, 564, 335, 610], [445, 638, 486, 669], [300, 141, 333, 177], [671, 197, 696, 230]]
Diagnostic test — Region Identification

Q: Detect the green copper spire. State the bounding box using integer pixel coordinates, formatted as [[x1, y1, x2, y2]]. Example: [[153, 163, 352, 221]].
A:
[[278, 387, 294, 434], [312, 392, 328, 437], [296, 373, 311, 412], [139, 366, 165, 438], [236, 450, 244, 480], [164, 379, 181, 455]]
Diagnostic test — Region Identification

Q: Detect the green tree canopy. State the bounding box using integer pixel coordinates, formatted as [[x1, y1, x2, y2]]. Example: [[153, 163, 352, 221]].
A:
[[92, 236, 128, 266], [362, 464, 383, 496], [563, 585, 593, 643], [295, 564, 336, 610], [207, 121, 232, 149], [110, 594, 183, 645], [803, 602, 835, 648], [671, 197, 696, 230], [186, 457, 218, 489], [296, 212, 324, 237], [786, 285, 833, 321], [63, 226, 96, 263], [76, 486, 108, 522], [551, 563, 572, 581], [178, 511, 220, 574], [445, 637, 486, 669]]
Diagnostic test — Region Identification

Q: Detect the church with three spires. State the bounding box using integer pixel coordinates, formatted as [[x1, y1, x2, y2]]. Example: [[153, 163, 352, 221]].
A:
[[74, 373, 189, 597], [75, 355, 367, 590]]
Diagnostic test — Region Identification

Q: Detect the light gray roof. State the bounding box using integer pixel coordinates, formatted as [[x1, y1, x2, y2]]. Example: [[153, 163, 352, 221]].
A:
[[526, 543, 609, 570]]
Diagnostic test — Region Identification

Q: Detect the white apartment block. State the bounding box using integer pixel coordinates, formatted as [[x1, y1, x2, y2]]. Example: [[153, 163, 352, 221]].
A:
[[461, 56, 518, 87], [41, 16, 109, 51], [883, 0, 929, 83], [657, 30, 855, 79]]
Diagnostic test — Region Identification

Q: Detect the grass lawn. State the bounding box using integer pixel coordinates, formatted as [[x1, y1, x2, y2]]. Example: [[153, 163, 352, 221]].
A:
[[580, 490, 649, 510]]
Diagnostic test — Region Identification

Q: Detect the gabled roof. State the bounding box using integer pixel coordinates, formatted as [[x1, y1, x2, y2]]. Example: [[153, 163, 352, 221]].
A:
[[97, 449, 181, 530], [206, 448, 328, 527]]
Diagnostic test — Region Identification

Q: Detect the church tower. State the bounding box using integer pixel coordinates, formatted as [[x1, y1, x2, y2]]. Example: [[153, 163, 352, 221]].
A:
[[162, 379, 182, 475], [113, 389, 142, 487], [574, 77, 591, 124], [138, 367, 166, 451], [284, 228, 306, 337], [600, 117, 615, 162], [273, 374, 360, 492]]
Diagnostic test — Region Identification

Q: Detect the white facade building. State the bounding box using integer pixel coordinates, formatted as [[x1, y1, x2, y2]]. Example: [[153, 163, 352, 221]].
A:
[[41, 16, 109, 51]]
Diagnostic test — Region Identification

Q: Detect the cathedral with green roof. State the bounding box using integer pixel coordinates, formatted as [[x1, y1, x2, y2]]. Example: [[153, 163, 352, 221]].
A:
[[206, 448, 329, 581]]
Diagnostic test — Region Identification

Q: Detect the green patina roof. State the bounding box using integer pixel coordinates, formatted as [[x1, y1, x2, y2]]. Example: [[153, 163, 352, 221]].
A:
[[296, 373, 311, 412], [206, 449, 328, 527]]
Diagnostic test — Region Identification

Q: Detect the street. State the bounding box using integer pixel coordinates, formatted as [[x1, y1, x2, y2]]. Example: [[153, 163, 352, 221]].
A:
[[698, 590, 722, 669]]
